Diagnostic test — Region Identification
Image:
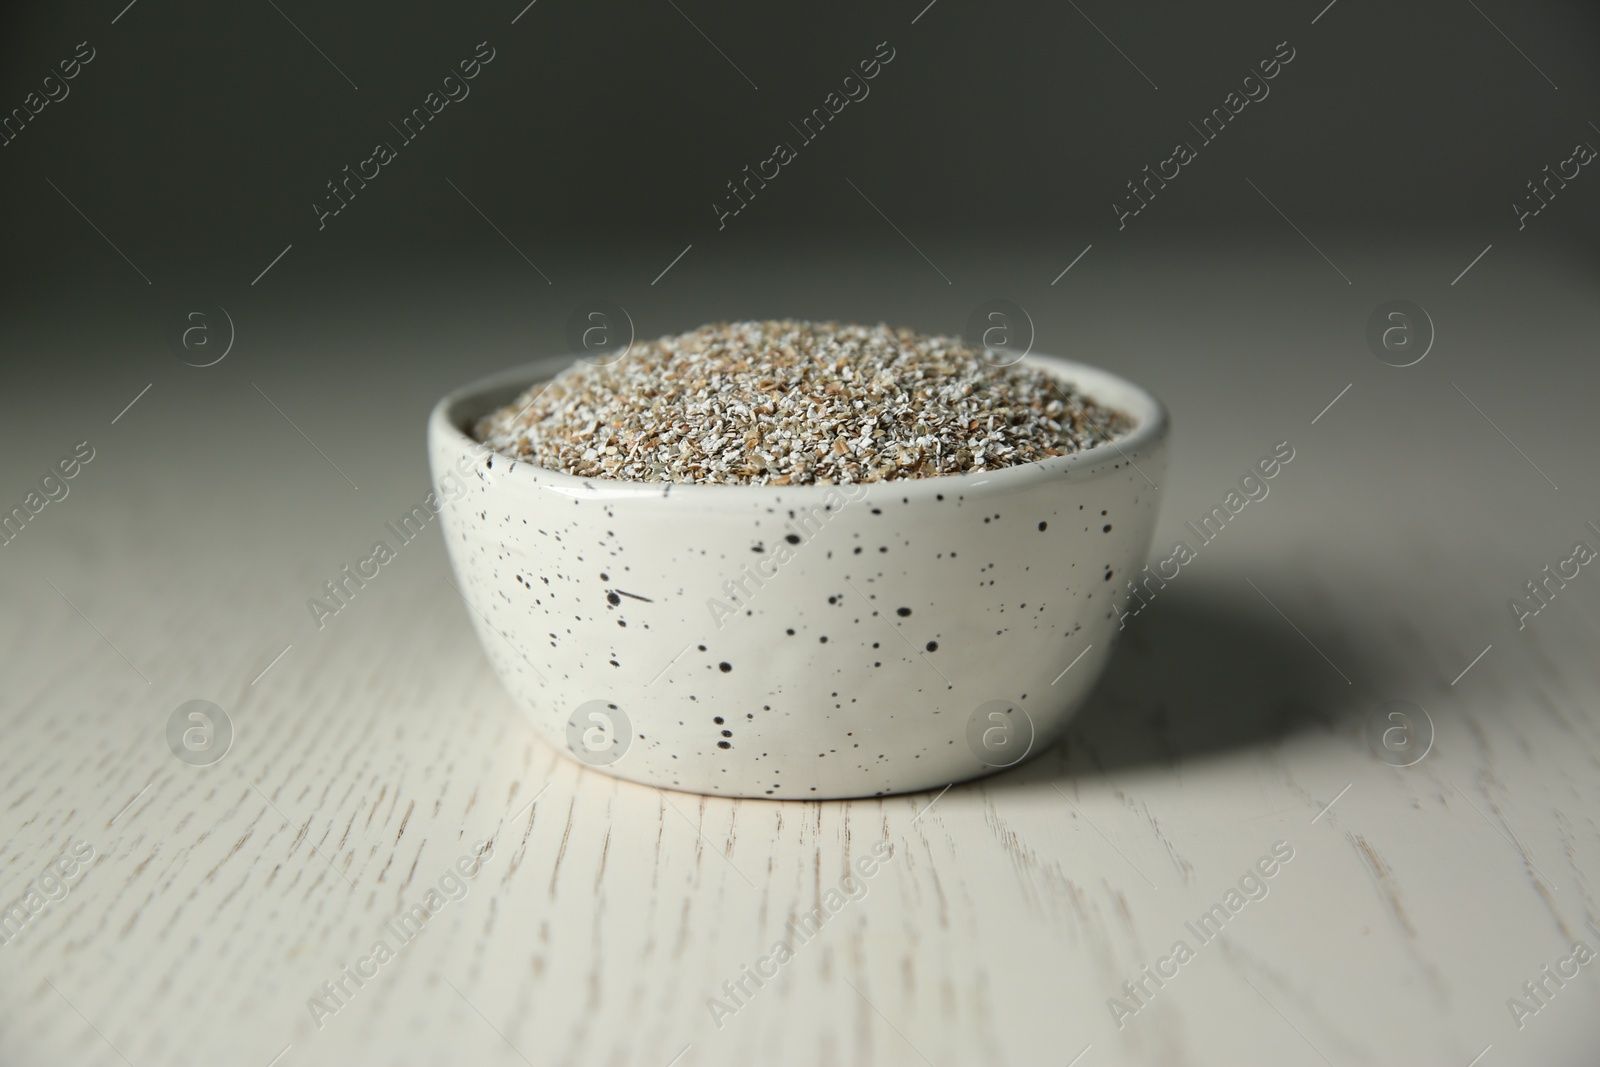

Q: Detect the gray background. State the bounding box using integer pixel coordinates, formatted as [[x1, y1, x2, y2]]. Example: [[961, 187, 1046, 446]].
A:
[[1, 0, 1596, 304]]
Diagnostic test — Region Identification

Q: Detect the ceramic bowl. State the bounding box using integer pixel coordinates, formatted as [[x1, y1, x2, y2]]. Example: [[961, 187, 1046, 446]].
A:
[[428, 355, 1168, 799]]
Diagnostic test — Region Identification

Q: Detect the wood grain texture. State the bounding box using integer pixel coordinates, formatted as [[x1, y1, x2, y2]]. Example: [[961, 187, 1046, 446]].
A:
[[2, 245, 1598, 1066]]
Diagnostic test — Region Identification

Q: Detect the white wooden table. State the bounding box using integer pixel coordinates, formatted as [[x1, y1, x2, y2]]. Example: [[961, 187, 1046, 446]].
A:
[[2, 240, 1596, 1066]]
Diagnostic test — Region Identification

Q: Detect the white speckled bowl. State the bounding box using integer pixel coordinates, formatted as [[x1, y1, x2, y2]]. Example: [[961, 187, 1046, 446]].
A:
[[428, 355, 1168, 799]]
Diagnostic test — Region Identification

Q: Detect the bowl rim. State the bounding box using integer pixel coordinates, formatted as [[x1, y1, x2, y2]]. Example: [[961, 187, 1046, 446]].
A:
[[429, 353, 1168, 500]]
